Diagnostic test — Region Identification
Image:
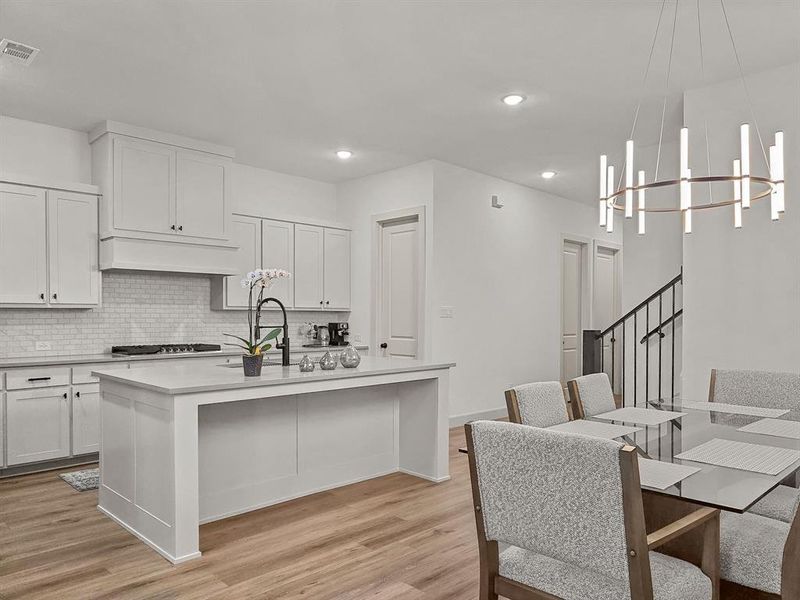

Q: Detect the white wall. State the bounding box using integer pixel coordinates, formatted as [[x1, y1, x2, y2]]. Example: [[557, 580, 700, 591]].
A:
[[430, 161, 621, 420], [232, 163, 337, 221], [681, 62, 800, 400], [335, 162, 435, 354], [0, 115, 91, 183]]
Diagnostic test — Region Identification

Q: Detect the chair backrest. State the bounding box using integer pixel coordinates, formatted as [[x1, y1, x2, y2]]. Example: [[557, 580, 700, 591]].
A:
[[567, 372, 616, 418], [505, 381, 570, 427], [465, 420, 646, 583], [709, 368, 800, 410]]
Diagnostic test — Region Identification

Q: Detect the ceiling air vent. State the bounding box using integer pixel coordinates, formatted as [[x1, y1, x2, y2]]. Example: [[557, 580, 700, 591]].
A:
[[0, 39, 40, 66]]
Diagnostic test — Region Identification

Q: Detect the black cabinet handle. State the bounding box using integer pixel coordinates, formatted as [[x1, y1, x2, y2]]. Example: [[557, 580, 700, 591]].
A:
[[76, 391, 81, 398], [27, 376, 51, 382], [39, 292, 45, 300], [178, 225, 183, 231], [380, 343, 388, 349], [52, 293, 57, 300], [325, 300, 330, 305], [171, 224, 176, 230], [319, 300, 323, 305], [62, 392, 68, 399]]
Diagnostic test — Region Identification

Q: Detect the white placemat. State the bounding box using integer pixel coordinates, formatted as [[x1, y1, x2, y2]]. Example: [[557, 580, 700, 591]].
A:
[[547, 420, 642, 440], [638, 459, 701, 490], [680, 400, 789, 418], [593, 407, 686, 426], [738, 418, 800, 439], [675, 438, 800, 476]]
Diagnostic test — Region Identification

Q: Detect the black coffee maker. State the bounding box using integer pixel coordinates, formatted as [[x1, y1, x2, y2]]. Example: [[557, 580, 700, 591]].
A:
[[328, 322, 350, 346]]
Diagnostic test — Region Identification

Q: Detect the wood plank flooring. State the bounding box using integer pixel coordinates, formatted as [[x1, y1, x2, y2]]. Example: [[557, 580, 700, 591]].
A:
[[0, 427, 479, 600]]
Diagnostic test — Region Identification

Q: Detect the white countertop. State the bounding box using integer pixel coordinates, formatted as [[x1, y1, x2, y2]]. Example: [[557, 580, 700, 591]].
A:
[[0, 345, 367, 369], [93, 356, 455, 395]]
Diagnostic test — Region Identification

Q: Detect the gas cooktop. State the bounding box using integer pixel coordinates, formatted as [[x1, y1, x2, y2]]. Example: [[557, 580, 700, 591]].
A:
[[111, 343, 221, 356]]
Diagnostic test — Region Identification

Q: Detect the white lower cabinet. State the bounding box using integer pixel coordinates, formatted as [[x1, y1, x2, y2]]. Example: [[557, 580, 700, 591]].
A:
[[72, 384, 100, 455], [0, 392, 5, 468], [6, 386, 70, 465]]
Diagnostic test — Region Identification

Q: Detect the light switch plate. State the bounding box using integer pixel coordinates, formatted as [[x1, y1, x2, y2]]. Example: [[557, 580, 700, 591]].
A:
[[439, 306, 455, 318], [35, 341, 52, 351]]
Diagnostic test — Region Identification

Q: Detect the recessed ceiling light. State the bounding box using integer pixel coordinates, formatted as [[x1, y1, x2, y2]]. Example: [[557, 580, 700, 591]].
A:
[[501, 94, 526, 106], [336, 150, 353, 160], [541, 171, 557, 179]]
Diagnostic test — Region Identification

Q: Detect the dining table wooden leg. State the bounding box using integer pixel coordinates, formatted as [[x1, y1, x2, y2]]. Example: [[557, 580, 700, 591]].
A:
[[642, 491, 721, 600]]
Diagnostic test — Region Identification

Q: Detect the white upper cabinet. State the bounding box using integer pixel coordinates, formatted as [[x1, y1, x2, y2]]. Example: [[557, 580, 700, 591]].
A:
[[218, 215, 262, 309], [262, 219, 295, 308], [294, 224, 325, 309], [113, 137, 175, 235], [0, 184, 48, 304], [47, 190, 100, 306], [0, 183, 99, 308], [323, 228, 351, 310], [176, 150, 229, 240], [91, 122, 238, 275]]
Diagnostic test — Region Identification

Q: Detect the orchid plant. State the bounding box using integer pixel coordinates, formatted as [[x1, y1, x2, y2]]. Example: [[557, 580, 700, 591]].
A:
[[224, 269, 292, 355]]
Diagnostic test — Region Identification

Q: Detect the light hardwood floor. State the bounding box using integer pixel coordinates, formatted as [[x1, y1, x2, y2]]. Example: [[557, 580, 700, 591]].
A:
[[0, 427, 479, 600]]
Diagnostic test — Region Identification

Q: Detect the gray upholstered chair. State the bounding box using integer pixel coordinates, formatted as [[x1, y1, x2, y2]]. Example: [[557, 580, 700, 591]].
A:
[[719, 505, 800, 599], [709, 368, 800, 523], [505, 381, 571, 427], [566, 372, 617, 418], [465, 420, 719, 600]]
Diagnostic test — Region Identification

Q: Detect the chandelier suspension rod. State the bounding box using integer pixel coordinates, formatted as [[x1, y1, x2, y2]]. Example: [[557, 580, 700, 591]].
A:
[[720, 0, 769, 169], [655, 0, 680, 182], [627, 0, 668, 142], [697, 0, 714, 203]]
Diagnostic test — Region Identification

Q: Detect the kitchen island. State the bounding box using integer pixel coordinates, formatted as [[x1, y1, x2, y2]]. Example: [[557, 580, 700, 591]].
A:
[[93, 356, 453, 563]]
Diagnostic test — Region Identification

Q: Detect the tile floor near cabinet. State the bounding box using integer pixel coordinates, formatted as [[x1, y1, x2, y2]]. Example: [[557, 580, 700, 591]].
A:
[[0, 427, 478, 600]]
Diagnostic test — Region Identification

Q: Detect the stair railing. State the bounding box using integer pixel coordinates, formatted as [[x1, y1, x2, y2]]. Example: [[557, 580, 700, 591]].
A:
[[583, 269, 683, 407]]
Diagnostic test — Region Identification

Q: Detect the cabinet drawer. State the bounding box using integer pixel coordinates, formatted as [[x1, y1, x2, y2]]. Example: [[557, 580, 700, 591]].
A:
[[6, 366, 71, 390], [72, 361, 129, 384]]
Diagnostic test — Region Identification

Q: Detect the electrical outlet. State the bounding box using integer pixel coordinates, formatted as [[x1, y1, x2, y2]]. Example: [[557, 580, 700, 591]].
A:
[[35, 341, 52, 351], [354, 334, 363, 342], [439, 306, 455, 319]]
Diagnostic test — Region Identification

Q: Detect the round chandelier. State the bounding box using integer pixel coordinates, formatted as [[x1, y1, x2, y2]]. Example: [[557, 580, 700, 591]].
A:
[[600, 0, 785, 235]]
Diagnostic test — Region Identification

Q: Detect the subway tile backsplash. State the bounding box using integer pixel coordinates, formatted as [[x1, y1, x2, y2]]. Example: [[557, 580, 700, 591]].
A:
[[0, 271, 346, 358]]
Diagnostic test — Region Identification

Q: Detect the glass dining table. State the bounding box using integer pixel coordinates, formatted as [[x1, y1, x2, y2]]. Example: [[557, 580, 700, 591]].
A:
[[459, 400, 800, 514], [589, 399, 800, 513]]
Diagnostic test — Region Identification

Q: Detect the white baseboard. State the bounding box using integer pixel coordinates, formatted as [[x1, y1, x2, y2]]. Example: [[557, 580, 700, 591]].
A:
[[449, 406, 507, 428]]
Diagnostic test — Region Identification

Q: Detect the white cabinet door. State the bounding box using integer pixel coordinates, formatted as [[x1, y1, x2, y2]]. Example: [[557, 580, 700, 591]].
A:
[[262, 219, 295, 308], [6, 387, 70, 465], [293, 224, 324, 309], [176, 150, 229, 240], [47, 190, 99, 305], [324, 228, 351, 310], [0, 184, 47, 304], [72, 384, 100, 455], [0, 392, 5, 468], [113, 137, 175, 235], [225, 215, 262, 308]]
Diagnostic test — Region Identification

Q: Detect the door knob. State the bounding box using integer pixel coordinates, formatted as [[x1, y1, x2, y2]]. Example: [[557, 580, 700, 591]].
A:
[[380, 343, 388, 349]]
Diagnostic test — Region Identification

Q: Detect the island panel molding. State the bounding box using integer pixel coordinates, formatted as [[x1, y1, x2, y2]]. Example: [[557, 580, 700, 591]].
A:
[[94, 357, 453, 563]]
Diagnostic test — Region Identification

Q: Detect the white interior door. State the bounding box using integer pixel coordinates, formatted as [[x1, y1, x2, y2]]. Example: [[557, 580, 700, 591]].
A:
[[378, 219, 419, 359], [0, 183, 48, 304], [561, 241, 583, 383], [47, 190, 99, 305], [293, 224, 324, 309], [226, 215, 262, 308], [262, 219, 295, 307], [594, 245, 621, 386], [323, 228, 351, 310], [176, 150, 228, 239]]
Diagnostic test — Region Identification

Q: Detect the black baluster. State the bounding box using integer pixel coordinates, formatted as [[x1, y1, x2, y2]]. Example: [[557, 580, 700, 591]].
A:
[[622, 318, 626, 407], [645, 302, 650, 407], [672, 282, 677, 404], [658, 293, 663, 404], [634, 311, 638, 408]]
